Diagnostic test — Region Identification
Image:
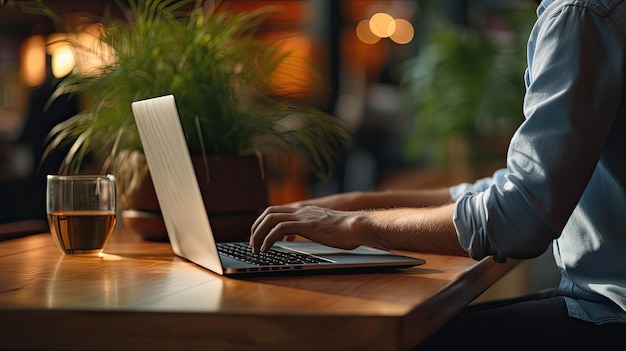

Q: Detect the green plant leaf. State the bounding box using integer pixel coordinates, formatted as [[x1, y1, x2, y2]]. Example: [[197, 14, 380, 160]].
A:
[[31, 0, 350, 178]]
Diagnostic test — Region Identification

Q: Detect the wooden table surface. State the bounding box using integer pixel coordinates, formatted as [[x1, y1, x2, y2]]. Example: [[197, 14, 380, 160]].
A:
[[0, 229, 517, 351]]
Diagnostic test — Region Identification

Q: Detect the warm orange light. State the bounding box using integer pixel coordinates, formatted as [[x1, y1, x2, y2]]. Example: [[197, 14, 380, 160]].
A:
[[47, 33, 76, 78], [369, 13, 396, 38], [20, 35, 46, 88], [75, 23, 114, 75], [51, 45, 76, 78], [356, 19, 380, 45], [357, 13, 414, 45], [46, 33, 67, 55], [390, 19, 414, 44], [269, 34, 313, 98]]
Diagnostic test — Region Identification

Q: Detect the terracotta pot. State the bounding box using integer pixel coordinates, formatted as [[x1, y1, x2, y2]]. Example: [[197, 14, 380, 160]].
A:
[[121, 154, 269, 242]]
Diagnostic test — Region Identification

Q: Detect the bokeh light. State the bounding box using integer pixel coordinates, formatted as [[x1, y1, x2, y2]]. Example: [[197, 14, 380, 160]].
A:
[[369, 12, 396, 38], [357, 13, 414, 45], [390, 18, 414, 44], [356, 19, 381, 44], [47, 33, 76, 78], [50, 44, 75, 78], [20, 35, 46, 87]]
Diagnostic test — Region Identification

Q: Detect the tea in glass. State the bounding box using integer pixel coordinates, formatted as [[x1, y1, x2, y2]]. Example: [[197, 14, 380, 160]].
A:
[[46, 175, 117, 255]]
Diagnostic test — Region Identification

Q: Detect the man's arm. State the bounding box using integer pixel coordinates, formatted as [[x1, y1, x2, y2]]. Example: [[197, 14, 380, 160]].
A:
[[250, 202, 468, 257], [355, 203, 467, 255], [288, 188, 453, 211]]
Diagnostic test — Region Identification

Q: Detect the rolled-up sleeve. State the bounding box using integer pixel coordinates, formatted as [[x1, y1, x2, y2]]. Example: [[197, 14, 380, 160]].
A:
[[453, 4, 624, 262], [449, 168, 508, 201]]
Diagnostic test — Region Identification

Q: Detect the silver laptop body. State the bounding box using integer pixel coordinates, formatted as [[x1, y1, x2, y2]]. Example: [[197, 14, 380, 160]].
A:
[[131, 95, 425, 275]]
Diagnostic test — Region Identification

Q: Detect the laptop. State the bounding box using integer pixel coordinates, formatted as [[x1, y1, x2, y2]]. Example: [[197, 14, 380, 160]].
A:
[[131, 94, 425, 275]]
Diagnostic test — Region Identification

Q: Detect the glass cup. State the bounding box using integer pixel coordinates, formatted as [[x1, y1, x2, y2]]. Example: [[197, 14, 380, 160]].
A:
[[46, 175, 117, 255]]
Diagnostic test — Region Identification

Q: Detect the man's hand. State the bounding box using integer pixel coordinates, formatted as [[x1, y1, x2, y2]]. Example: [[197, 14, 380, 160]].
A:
[[250, 205, 364, 253]]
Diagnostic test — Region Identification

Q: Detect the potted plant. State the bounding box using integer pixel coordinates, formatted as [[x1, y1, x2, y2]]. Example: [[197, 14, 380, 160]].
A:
[[14, 0, 351, 241], [399, 5, 533, 175]]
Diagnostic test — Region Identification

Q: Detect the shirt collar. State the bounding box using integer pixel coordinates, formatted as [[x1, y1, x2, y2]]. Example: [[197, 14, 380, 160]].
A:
[[537, 0, 556, 17]]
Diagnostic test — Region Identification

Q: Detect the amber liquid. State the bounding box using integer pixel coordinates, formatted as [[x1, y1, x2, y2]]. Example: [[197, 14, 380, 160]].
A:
[[48, 210, 116, 255]]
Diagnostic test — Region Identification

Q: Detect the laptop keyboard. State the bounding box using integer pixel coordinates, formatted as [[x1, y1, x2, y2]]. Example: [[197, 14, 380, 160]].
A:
[[217, 242, 332, 266]]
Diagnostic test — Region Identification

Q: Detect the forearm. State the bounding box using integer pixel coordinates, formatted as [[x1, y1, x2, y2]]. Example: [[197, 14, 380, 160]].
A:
[[352, 203, 468, 256], [358, 188, 453, 209], [298, 188, 453, 211]]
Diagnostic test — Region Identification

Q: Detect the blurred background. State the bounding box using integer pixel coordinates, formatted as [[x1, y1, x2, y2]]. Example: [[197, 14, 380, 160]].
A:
[[0, 0, 558, 299]]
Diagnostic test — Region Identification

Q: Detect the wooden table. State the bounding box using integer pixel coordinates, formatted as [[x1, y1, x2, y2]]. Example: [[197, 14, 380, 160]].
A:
[[0, 229, 517, 351]]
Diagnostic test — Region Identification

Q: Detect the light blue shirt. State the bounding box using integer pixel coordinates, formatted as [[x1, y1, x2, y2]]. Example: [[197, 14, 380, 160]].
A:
[[450, 0, 626, 324]]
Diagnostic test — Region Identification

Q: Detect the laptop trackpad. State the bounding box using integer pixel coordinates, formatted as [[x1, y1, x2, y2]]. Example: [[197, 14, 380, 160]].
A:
[[276, 241, 401, 256]]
